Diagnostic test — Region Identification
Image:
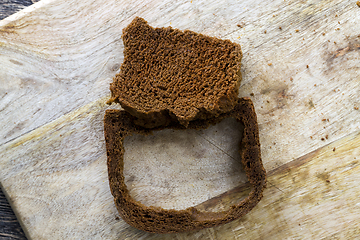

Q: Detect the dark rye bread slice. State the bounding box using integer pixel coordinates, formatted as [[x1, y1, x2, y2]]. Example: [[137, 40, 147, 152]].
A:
[[109, 17, 243, 128], [104, 98, 266, 233]]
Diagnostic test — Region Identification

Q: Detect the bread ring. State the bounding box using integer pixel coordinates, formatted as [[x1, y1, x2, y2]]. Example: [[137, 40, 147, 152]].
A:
[[104, 98, 266, 233]]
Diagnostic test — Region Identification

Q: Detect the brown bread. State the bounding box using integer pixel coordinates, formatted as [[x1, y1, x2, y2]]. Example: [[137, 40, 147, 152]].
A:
[[109, 17, 243, 128], [104, 98, 266, 233]]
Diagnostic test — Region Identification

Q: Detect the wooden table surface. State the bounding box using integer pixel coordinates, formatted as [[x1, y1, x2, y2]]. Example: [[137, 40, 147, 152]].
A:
[[0, 2, 32, 239]]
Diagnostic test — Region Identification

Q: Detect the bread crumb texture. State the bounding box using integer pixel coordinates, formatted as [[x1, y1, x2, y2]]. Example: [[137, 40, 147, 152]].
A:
[[104, 98, 266, 233], [110, 17, 243, 128]]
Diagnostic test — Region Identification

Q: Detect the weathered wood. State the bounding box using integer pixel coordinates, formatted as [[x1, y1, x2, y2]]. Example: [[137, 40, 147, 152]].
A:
[[123, 118, 246, 211], [0, 0, 32, 21], [0, 187, 27, 240], [1, 1, 32, 239], [1, 0, 360, 239]]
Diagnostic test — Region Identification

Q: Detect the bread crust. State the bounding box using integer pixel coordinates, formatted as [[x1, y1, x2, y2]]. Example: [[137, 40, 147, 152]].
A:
[[104, 98, 266, 233], [109, 17, 242, 128]]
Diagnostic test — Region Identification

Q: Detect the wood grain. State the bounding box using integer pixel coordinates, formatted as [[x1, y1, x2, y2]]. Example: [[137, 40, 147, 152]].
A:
[[1, 0, 360, 239], [0, 0, 33, 21], [123, 118, 246, 211], [0, 187, 26, 239], [1, 1, 33, 239]]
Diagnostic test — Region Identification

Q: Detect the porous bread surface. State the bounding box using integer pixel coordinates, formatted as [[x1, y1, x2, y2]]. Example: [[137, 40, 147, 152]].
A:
[[104, 98, 266, 233], [109, 17, 243, 128]]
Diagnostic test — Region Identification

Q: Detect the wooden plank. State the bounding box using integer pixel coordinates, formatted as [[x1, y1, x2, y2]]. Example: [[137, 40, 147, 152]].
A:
[[1, 2, 34, 239], [0, 187, 27, 240], [0, 0, 33, 21]]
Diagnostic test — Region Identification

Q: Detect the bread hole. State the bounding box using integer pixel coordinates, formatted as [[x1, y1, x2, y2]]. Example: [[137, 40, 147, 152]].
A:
[[123, 118, 248, 212]]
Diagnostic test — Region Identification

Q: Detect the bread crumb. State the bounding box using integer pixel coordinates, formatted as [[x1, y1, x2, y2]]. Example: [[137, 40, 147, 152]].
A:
[[321, 137, 325, 141], [268, 63, 273, 66], [295, 29, 299, 32], [335, 14, 338, 17], [338, 21, 341, 24], [250, 93, 255, 96], [355, 107, 359, 110], [322, 33, 325, 36], [264, 30, 267, 34], [237, 24, 243, 28], [112, 17, 243, 127], [325, 135, 328, 139], [326, 179, 330, 183], [322, 118, 327, 121], [336, 28, 340, 31], [307, 65, 309, 68], [333, 147, 336, 152], [314, 84, 317, 86], [334, 41, 337, 44], [310, 136, 313, 139], [279, 26, 282, 30], [357, 1, 360, 7], [290, 77, 293, 81], [267, 100, 270, 103]]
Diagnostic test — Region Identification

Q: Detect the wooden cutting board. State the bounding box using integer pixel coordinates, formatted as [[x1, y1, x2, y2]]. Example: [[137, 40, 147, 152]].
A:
[[1, 0, 360, 239]]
